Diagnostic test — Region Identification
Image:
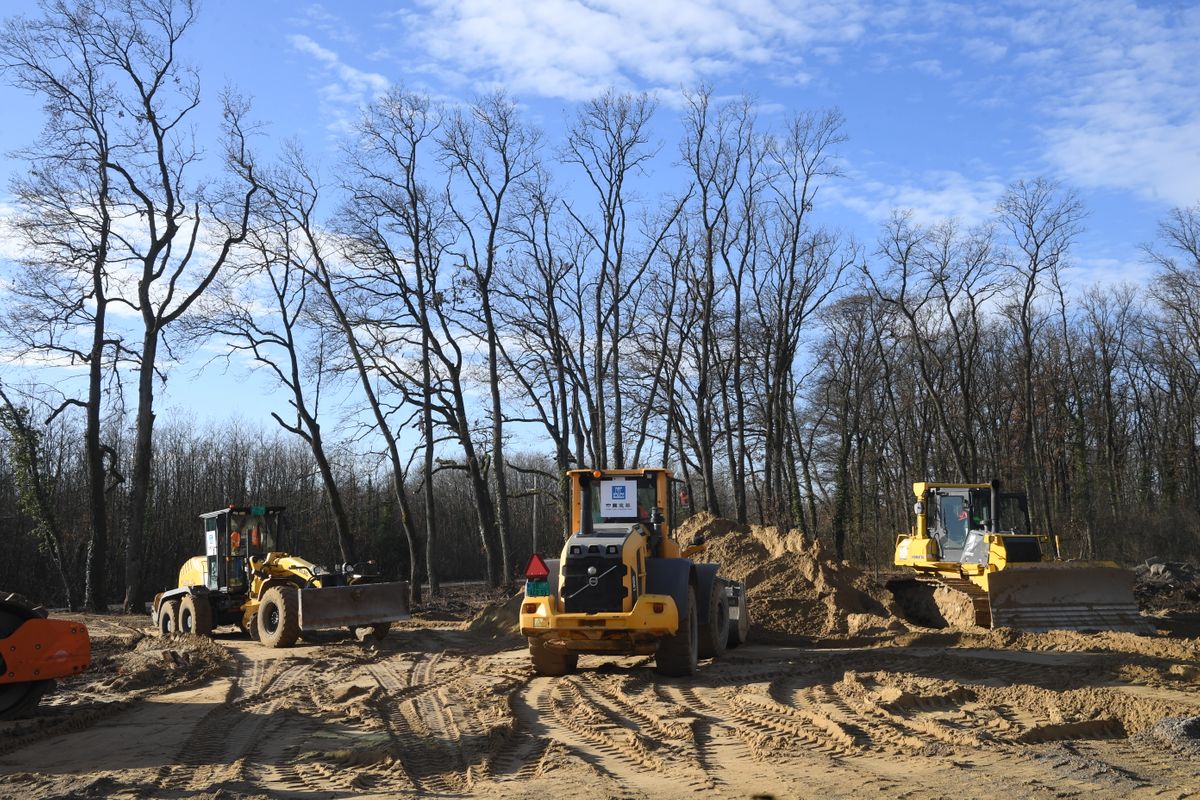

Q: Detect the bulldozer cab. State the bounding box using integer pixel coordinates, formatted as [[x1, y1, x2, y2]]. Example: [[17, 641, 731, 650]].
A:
[[921, 484, 1033, 564], [198, 506, 286, 593]]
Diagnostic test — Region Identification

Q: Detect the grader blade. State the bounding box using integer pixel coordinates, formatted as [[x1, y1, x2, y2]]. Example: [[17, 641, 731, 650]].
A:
[[298, 582, 410, 630], [987, 564, 1152, 633]]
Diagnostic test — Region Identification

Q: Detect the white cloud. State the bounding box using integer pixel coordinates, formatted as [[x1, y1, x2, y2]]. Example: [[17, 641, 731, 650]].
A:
[[1061, 255, 1156, 294], [976, 1, 1200, 207], [831, 169, 1006, 226], [961, 37, 1006, 63], [397, 0, 871, 101], [288, 34, 390, 131]]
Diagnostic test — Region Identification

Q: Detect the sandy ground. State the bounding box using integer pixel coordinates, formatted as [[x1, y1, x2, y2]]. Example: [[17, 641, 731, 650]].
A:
[[2, 610, 1199, 800]]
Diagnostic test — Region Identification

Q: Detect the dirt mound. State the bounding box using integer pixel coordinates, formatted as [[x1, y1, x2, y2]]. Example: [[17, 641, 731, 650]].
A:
[[1135, 559, 1200, 614], [91, 631, 232, 692], [680, 512, 904, 641], [464, 592, 523, 641]]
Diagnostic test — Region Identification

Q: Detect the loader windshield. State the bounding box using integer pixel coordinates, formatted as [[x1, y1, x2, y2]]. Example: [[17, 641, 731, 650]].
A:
[[588, 477, 660, 527]]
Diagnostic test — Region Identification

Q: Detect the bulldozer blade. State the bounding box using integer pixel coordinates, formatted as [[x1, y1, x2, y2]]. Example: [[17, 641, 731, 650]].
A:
[[987, 563, 1152, 634], [298, 582, 410, 631]]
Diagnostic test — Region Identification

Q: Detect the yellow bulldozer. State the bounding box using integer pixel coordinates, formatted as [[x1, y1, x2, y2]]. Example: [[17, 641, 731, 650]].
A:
[[893, 481, 1150, 632], [519, 468, 749, 677], [0, 592, 90, 719], [151, 505, 409, 647]]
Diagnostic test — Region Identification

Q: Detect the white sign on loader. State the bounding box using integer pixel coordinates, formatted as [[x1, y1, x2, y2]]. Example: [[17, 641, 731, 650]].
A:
[[600, 479, 637, 518]]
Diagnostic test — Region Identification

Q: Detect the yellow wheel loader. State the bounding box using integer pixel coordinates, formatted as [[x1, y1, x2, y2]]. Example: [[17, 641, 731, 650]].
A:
[[893, 481, 1150, 633], [0, 592, 90, 719], [519, 468, 749, 677], [151, 505, 409, 648]]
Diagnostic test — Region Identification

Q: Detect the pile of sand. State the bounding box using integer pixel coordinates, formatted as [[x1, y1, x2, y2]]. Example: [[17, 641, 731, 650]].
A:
[[677, 512, 905, 641], [464, 592, 523, 641], [92, 631, 232, 692], [462, 514, 907, 645]]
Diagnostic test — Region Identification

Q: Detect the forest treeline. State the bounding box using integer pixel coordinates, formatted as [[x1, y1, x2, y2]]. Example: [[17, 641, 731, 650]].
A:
[[1, 1, 1198, 610]]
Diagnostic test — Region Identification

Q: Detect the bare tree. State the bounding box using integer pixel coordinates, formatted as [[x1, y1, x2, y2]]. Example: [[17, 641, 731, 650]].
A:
[[440, 91, 541, 582], [996, 177, 1085, 534], [193, 213, 357, 564]]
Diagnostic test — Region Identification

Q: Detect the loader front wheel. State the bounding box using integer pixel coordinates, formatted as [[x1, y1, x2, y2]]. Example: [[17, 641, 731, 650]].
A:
[[258, 587, 300, 648], [529, 637, 577, 676], [179, 594, 213, 636], [655, 585, 699, 677], [698, 582, 729, 660], [159, 600, 181, 636]]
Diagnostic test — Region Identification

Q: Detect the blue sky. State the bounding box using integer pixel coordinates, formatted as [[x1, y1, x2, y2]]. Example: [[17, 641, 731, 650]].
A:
[[1, 0, 1198, 431]]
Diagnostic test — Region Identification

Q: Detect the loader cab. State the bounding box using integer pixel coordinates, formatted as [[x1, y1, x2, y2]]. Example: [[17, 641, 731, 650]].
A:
[[198, 506, 286, 594]]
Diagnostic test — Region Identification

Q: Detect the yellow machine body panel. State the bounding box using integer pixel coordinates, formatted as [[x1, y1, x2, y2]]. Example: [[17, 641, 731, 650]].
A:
[[519, 593, 679, 652], [894, 481, 1149, 633], [178, 556, 208, 589]]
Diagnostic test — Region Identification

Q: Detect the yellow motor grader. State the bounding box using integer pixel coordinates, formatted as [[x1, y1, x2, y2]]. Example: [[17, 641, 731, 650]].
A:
[[893, 481, 1150, 633], [519, 468, 749, 677], [151, 505, 409, 647]]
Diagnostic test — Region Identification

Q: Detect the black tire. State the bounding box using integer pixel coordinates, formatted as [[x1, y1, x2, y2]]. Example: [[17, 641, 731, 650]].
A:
[[257, 586, 300, 648], [698, 581, 729, 660], [727, 584, 750, 648], [245, 614, 260, 642], [159, 599, 181, 636], [0, 678, 53, 721], [179, 594, 214, 636], [529, 637, 577, 676], [655, 585, 699, 677]]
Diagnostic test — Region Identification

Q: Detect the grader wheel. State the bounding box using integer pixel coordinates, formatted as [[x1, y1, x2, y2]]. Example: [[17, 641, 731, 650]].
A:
[[257, 587, 300, 648], [179, 594, 213, 636], [158, 600, 182, 636]]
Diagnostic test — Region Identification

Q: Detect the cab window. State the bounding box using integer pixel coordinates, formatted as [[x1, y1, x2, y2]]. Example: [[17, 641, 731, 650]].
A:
[[589, 477, 660, 527]]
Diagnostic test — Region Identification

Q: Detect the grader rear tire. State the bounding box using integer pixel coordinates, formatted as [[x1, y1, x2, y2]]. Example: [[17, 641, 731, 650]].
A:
[[698, 582, 729, 660], [179, 594, 214, 636], [257, 587, 300, 648], [655, 585, 699, 677], [158, 600, 181, 636]]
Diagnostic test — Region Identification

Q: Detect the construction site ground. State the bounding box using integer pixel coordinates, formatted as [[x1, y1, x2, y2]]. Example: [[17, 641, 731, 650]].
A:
[[3, 513, 1200, 799]]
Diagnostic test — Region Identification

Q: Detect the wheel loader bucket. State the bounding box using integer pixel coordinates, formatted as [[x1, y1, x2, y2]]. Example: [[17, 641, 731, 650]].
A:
[[987, 563, 1152, 634], [297, 581, 410, 631]]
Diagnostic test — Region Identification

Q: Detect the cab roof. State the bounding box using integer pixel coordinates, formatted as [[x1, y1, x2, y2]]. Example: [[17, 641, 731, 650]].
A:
[[198, 505, 286, 519]]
